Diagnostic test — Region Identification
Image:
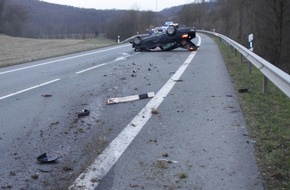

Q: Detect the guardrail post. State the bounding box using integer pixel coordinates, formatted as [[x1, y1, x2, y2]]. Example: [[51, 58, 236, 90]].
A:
[[240, 53, 243, 63], [198, 30, 290, 98], [263, 76, 268, 94], [248, 62, 252, 74]]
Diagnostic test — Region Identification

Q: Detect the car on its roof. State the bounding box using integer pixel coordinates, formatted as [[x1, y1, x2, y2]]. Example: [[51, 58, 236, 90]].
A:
[[131, 24, 198, 52]]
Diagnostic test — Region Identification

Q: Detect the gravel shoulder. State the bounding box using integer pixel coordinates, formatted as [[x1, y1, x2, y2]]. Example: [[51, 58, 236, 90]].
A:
[[0, 35, 116, 67]]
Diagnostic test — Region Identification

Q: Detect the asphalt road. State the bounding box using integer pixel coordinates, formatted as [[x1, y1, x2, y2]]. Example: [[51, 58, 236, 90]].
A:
[[0, 34, 264, 190]]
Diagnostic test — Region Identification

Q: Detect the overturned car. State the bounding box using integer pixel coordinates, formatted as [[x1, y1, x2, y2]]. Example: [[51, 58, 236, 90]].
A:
[[132, 25, 198, 52]]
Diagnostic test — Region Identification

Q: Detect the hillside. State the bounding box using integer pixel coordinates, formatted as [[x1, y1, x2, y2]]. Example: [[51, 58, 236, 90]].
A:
[[2, 0, 181, 40]]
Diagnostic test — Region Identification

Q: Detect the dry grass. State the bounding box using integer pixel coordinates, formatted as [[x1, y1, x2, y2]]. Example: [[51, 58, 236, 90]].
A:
[[0, 35, 116, 67]]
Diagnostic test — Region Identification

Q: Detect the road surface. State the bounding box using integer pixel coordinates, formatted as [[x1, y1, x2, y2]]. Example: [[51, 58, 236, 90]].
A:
[[0, 34, 264, 190]]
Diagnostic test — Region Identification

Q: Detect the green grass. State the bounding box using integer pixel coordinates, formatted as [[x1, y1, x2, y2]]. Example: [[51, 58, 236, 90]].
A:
[[214, 37, 290, 190]]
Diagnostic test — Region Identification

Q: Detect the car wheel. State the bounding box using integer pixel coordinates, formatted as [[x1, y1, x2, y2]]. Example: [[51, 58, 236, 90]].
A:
[[133, 36, 142, 45], [166, 25, 177, 36]]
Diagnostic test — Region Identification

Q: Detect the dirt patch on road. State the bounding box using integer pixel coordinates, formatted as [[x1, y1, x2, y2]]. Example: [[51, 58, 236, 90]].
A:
[[0, 35, 116, 67]]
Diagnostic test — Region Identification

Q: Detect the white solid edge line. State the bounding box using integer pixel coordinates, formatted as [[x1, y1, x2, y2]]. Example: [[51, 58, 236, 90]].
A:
[[0, 79, 60, 100], [69, 49, 200, 189], [196, 34, 201, 47], [0, 44, 130, 75]]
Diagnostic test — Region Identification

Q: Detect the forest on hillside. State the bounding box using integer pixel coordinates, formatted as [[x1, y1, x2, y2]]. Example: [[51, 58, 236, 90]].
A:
[[0, 0, 289, 73]]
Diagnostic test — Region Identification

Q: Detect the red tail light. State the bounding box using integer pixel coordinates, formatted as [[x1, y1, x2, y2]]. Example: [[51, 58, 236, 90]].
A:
[[182, 34, 189, 39]]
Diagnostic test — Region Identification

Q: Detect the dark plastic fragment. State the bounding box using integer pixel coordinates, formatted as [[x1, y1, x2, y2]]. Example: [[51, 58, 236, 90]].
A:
[[37, 153, 60, 163]]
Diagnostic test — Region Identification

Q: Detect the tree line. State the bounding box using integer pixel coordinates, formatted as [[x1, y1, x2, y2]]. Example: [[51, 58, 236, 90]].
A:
[[0, 0, 289, 72], [179, 0, 290, 73]]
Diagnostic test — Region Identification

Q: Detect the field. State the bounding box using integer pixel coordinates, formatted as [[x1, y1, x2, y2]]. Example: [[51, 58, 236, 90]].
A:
[[0, 35, 116, 67]]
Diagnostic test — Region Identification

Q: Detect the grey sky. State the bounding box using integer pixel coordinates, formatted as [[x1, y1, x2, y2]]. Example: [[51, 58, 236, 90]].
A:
[[42, 0, 193, 11]]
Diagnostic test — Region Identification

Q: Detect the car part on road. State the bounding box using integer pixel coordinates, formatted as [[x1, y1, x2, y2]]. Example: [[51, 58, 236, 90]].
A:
[[106, 92, 155, 104], [37, 153, 60, 163], [166, 25, 177, 36], [77, 109, 90, 117], [151, 108, 158, 114]]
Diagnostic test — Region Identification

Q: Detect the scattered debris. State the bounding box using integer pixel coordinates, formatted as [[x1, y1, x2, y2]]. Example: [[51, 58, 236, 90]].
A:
[[226, 94, 233, 97], [129, 183, 144, 188], [50, 121, 60, 126], [91, 178, 100, 183], [162, 153, 169, 157], [173, 79, 183, 82], [63, 166, 73, 171], [158, 158, 178, 164], [178, 172, 188, 179], [151, 108, 158, 114], [1, 185, 13, 189], [31, 174, 39, 180], [148, 139, 158, 143], [238, 88, 249, 93], [246, 140, 256, 144], [131, 74, 137, 77], [107, 92, 155, 104], [38, 168, 53, 173], [42, 94, 52, 98], [9, 171, 16, 176], [156, 160, 169, 169], [77, 109, 90, 117], [37, 153, 60, 163]]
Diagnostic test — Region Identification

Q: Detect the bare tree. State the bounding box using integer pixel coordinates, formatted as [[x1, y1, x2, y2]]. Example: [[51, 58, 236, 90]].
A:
[[0, 1, 26, 36], [254, 0, 290, 71], [0, 0, 6, 33]]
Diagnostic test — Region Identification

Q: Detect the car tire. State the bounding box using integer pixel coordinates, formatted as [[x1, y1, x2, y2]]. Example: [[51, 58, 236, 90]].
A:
[[133, 36, 142, 45], [166, 25, 177, 36]]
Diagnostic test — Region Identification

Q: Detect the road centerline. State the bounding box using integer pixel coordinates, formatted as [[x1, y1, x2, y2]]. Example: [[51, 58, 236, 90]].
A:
[[0, 79, 61, 100], [75, 52, 132, 74], [69, 50, 198, 190], [0, 44, 130, 75]]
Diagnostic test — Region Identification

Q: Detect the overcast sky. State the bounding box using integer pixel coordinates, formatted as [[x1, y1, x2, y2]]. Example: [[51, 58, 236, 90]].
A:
[[42, 0, 192, 11]]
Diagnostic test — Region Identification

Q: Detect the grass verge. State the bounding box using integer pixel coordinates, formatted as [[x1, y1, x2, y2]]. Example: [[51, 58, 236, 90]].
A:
[[214, 37, 290, 190]]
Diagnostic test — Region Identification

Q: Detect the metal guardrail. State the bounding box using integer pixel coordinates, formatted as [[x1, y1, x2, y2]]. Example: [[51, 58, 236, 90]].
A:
[[120, 34, 148, 44], [198, 30, 290, 98]]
